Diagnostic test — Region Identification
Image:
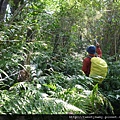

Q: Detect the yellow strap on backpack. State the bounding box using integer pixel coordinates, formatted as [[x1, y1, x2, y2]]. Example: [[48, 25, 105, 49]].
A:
[[89, 57, 108, 83]]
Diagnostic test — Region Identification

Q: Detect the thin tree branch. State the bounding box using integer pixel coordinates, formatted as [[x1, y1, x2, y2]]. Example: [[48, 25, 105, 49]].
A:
[[8, 1, 28, 24]]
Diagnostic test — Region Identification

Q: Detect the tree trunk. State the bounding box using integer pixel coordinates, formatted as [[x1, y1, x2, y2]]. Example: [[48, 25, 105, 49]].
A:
[[52, 33, 60, 55], [0, 0, 8, 22]]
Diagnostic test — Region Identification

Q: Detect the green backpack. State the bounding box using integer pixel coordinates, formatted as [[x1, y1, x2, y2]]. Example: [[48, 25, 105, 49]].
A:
[[89, 57, 108, 83]]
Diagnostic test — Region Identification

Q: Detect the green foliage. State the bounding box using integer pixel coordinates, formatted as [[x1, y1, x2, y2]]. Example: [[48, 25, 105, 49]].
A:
[[0, 76, 114, 114], [0, 0, 119, 115], [100, 61, 120, 114], [0, 82, 85, 114], [89, 84, 114, 114]]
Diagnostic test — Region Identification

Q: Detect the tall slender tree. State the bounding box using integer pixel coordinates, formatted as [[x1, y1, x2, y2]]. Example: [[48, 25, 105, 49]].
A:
[[0, 0, 8, 22]]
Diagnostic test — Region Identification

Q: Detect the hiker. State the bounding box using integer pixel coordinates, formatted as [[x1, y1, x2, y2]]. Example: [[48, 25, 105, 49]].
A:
[[82, 43, 102, 77]]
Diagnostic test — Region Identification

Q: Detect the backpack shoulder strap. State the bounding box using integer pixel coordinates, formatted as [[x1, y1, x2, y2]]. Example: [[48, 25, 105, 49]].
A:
[[87, 56, 93, 59]]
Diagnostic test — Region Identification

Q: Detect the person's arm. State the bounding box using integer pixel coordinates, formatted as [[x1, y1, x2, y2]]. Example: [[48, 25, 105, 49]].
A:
[[82, 58, 89, 76], [96, 43, 102, 57]]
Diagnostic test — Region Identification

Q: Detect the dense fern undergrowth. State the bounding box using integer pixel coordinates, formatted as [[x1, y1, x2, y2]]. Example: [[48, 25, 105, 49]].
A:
[[0, 41, 120, 115]]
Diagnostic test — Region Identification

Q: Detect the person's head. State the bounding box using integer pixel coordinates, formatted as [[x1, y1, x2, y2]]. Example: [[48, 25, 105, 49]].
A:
[[86, 45, 96, 54]]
